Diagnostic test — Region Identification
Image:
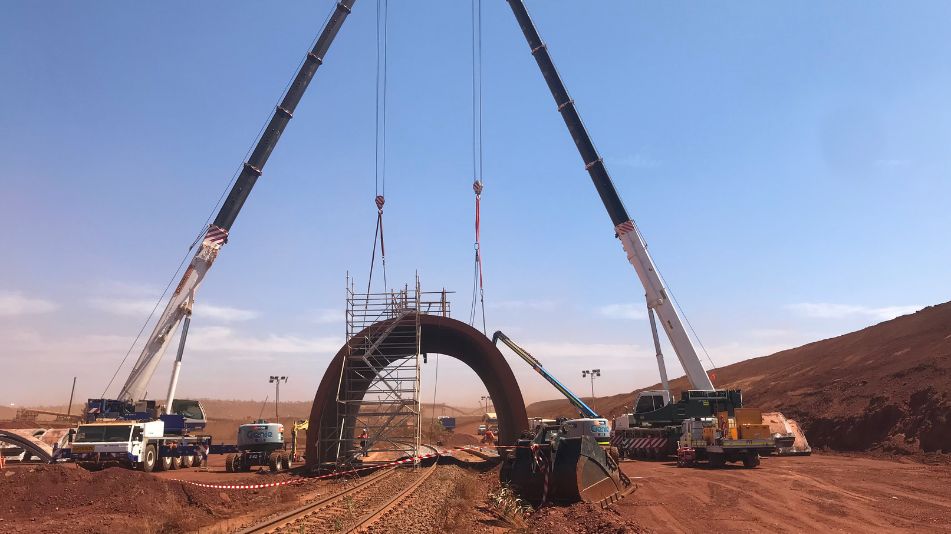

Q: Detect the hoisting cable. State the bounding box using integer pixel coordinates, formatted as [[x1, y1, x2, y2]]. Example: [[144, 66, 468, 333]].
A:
[[658, 269, 720, 380], [468, 0, 487, 334], [367, 0, 389, 296]]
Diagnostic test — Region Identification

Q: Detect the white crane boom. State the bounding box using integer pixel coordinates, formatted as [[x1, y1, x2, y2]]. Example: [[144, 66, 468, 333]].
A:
[[615, 222, 714, 390], [113, 0, 357, 401], [508, 0, 714, 391], [118, 238, 218, 401]]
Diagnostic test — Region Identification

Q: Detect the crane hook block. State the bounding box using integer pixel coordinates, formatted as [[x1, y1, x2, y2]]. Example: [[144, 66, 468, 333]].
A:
[[473, 180, 484, 195], [375, 195, 385, 210]]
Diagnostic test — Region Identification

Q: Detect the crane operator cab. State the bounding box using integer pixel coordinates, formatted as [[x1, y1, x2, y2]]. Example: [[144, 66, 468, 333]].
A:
[[633, 390, 672, 413]]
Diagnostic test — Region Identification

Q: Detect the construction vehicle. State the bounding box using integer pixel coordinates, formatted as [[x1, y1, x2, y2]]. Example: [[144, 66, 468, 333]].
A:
[[494, 331, 627, 504], [613, 389, 745, 459], [72, 1, 356, 471], [529, 417, 557, 431], [482, 412, 498, 431], [762, 412, 812, 455], [675, 408, 778, 468], [69, 416, 209, 472], [502, 0, 805, 473], [290, 419, 309, 461], [225, 420, 292, 472], [437, 416, 456, 432]]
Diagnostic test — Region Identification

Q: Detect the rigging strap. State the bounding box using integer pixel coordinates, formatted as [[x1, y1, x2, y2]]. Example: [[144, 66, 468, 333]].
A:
[[468, 0, 487, 333]]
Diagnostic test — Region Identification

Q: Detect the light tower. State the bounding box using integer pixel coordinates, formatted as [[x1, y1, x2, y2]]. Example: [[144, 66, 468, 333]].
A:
[[582, 369, 600, 413], [269, 375, 288, 422]]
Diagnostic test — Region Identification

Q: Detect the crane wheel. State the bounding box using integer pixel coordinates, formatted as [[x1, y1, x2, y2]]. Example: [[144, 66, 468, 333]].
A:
[[158, 455, 173, 472], [141, 445, 158, 473], [168, 455, 179, 470], [191, 454, 203, 468], [742, 452, 760, 468], [269, 452, 281, 472], [181, 455, 194, 469]]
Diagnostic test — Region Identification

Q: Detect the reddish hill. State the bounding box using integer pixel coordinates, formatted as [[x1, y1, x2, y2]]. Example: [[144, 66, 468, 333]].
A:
[[528, 302, 951, 455]]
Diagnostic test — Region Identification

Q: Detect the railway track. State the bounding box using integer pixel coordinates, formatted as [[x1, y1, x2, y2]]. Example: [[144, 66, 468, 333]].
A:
[[237, 458, 439, 534]]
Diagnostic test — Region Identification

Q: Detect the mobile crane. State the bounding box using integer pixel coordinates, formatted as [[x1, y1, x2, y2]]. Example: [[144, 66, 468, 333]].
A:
[[71, 1, 357, 471], [504, 1, 794, 468], [115, 0, 356, 408]]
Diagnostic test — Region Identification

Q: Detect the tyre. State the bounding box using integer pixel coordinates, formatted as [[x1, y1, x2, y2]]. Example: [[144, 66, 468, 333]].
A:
[[180, 455, 192, 469], [742, 452, 760, 468], [141, 445, 158, 473], [708, 453, 725, 468], [168, 454, 179, 470], [225, 454, 235, 472], [284, 452, 293, 470], [191, 454, 203, 468], [157, 454, 173, 472], [269, 452, 280, 472]]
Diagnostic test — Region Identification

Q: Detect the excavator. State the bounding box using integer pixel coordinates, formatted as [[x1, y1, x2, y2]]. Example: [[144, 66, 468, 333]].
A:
[[494, 332, 627, 504]]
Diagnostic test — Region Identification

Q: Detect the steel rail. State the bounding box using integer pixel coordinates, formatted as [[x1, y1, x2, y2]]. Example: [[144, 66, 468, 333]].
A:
[[348, 461, 439, 533], [236, 466, 397, 534]]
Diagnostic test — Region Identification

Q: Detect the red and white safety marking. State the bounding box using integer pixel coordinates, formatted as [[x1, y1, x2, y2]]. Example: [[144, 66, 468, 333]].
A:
[[174, 478, 304, 490], [169, 452, 441, 490]]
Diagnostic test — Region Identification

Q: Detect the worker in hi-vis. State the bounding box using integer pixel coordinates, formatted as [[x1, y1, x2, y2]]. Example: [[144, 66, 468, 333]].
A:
[[359, 428, 369, 457]]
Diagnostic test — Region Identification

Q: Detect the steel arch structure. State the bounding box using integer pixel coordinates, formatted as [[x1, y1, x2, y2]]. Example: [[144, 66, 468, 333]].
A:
[[306, 314, 528, 467]]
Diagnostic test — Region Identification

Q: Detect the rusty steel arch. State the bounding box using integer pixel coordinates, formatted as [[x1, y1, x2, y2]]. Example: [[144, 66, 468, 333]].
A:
[[306, 314, 528, 467]]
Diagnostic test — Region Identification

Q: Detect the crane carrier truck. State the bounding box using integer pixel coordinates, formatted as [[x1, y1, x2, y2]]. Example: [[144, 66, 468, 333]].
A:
[[70, 408, 209, 472]]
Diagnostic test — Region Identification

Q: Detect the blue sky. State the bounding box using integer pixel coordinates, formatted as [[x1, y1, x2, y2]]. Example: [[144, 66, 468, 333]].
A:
[[2, 1, 949, 408]]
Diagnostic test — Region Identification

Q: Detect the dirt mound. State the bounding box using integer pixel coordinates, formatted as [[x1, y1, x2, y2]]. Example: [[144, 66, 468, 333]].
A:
[[0, 464, 296, 533], [526, 502, 649, 533], [528, 301, 951, 456]]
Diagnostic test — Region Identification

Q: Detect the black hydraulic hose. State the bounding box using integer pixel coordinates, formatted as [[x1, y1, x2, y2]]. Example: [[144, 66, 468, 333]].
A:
[[213, 0, 357, 231], [505, 0, 630, 227]]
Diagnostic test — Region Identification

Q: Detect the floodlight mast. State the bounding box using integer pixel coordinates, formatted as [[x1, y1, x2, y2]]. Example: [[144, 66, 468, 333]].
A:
[[506, 0, 714, 390], [270, 376, 288, 421]]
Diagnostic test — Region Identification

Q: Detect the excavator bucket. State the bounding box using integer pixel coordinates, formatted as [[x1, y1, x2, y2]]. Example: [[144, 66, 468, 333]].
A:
[[551, 436, 625, 504], [500, 438, 546, 502], [501, 435, 627, 505]]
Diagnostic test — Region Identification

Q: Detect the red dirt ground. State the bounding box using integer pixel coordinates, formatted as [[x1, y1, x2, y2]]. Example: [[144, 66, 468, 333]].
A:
[[0, 463, 315, 533], [616, 453, 951, 532]]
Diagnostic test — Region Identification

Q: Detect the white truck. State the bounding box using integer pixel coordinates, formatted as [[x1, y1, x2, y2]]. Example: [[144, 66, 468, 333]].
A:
[[69, 419, 209, 472]]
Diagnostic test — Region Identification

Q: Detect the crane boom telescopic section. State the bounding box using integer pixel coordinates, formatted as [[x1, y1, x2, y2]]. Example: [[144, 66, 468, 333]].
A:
[[506, 0, 714, 391], [117, 0, 357, 401]]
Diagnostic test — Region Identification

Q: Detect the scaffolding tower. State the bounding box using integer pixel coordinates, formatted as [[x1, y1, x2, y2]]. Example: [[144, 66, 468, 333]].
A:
[[329, 275, 450, 469]]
